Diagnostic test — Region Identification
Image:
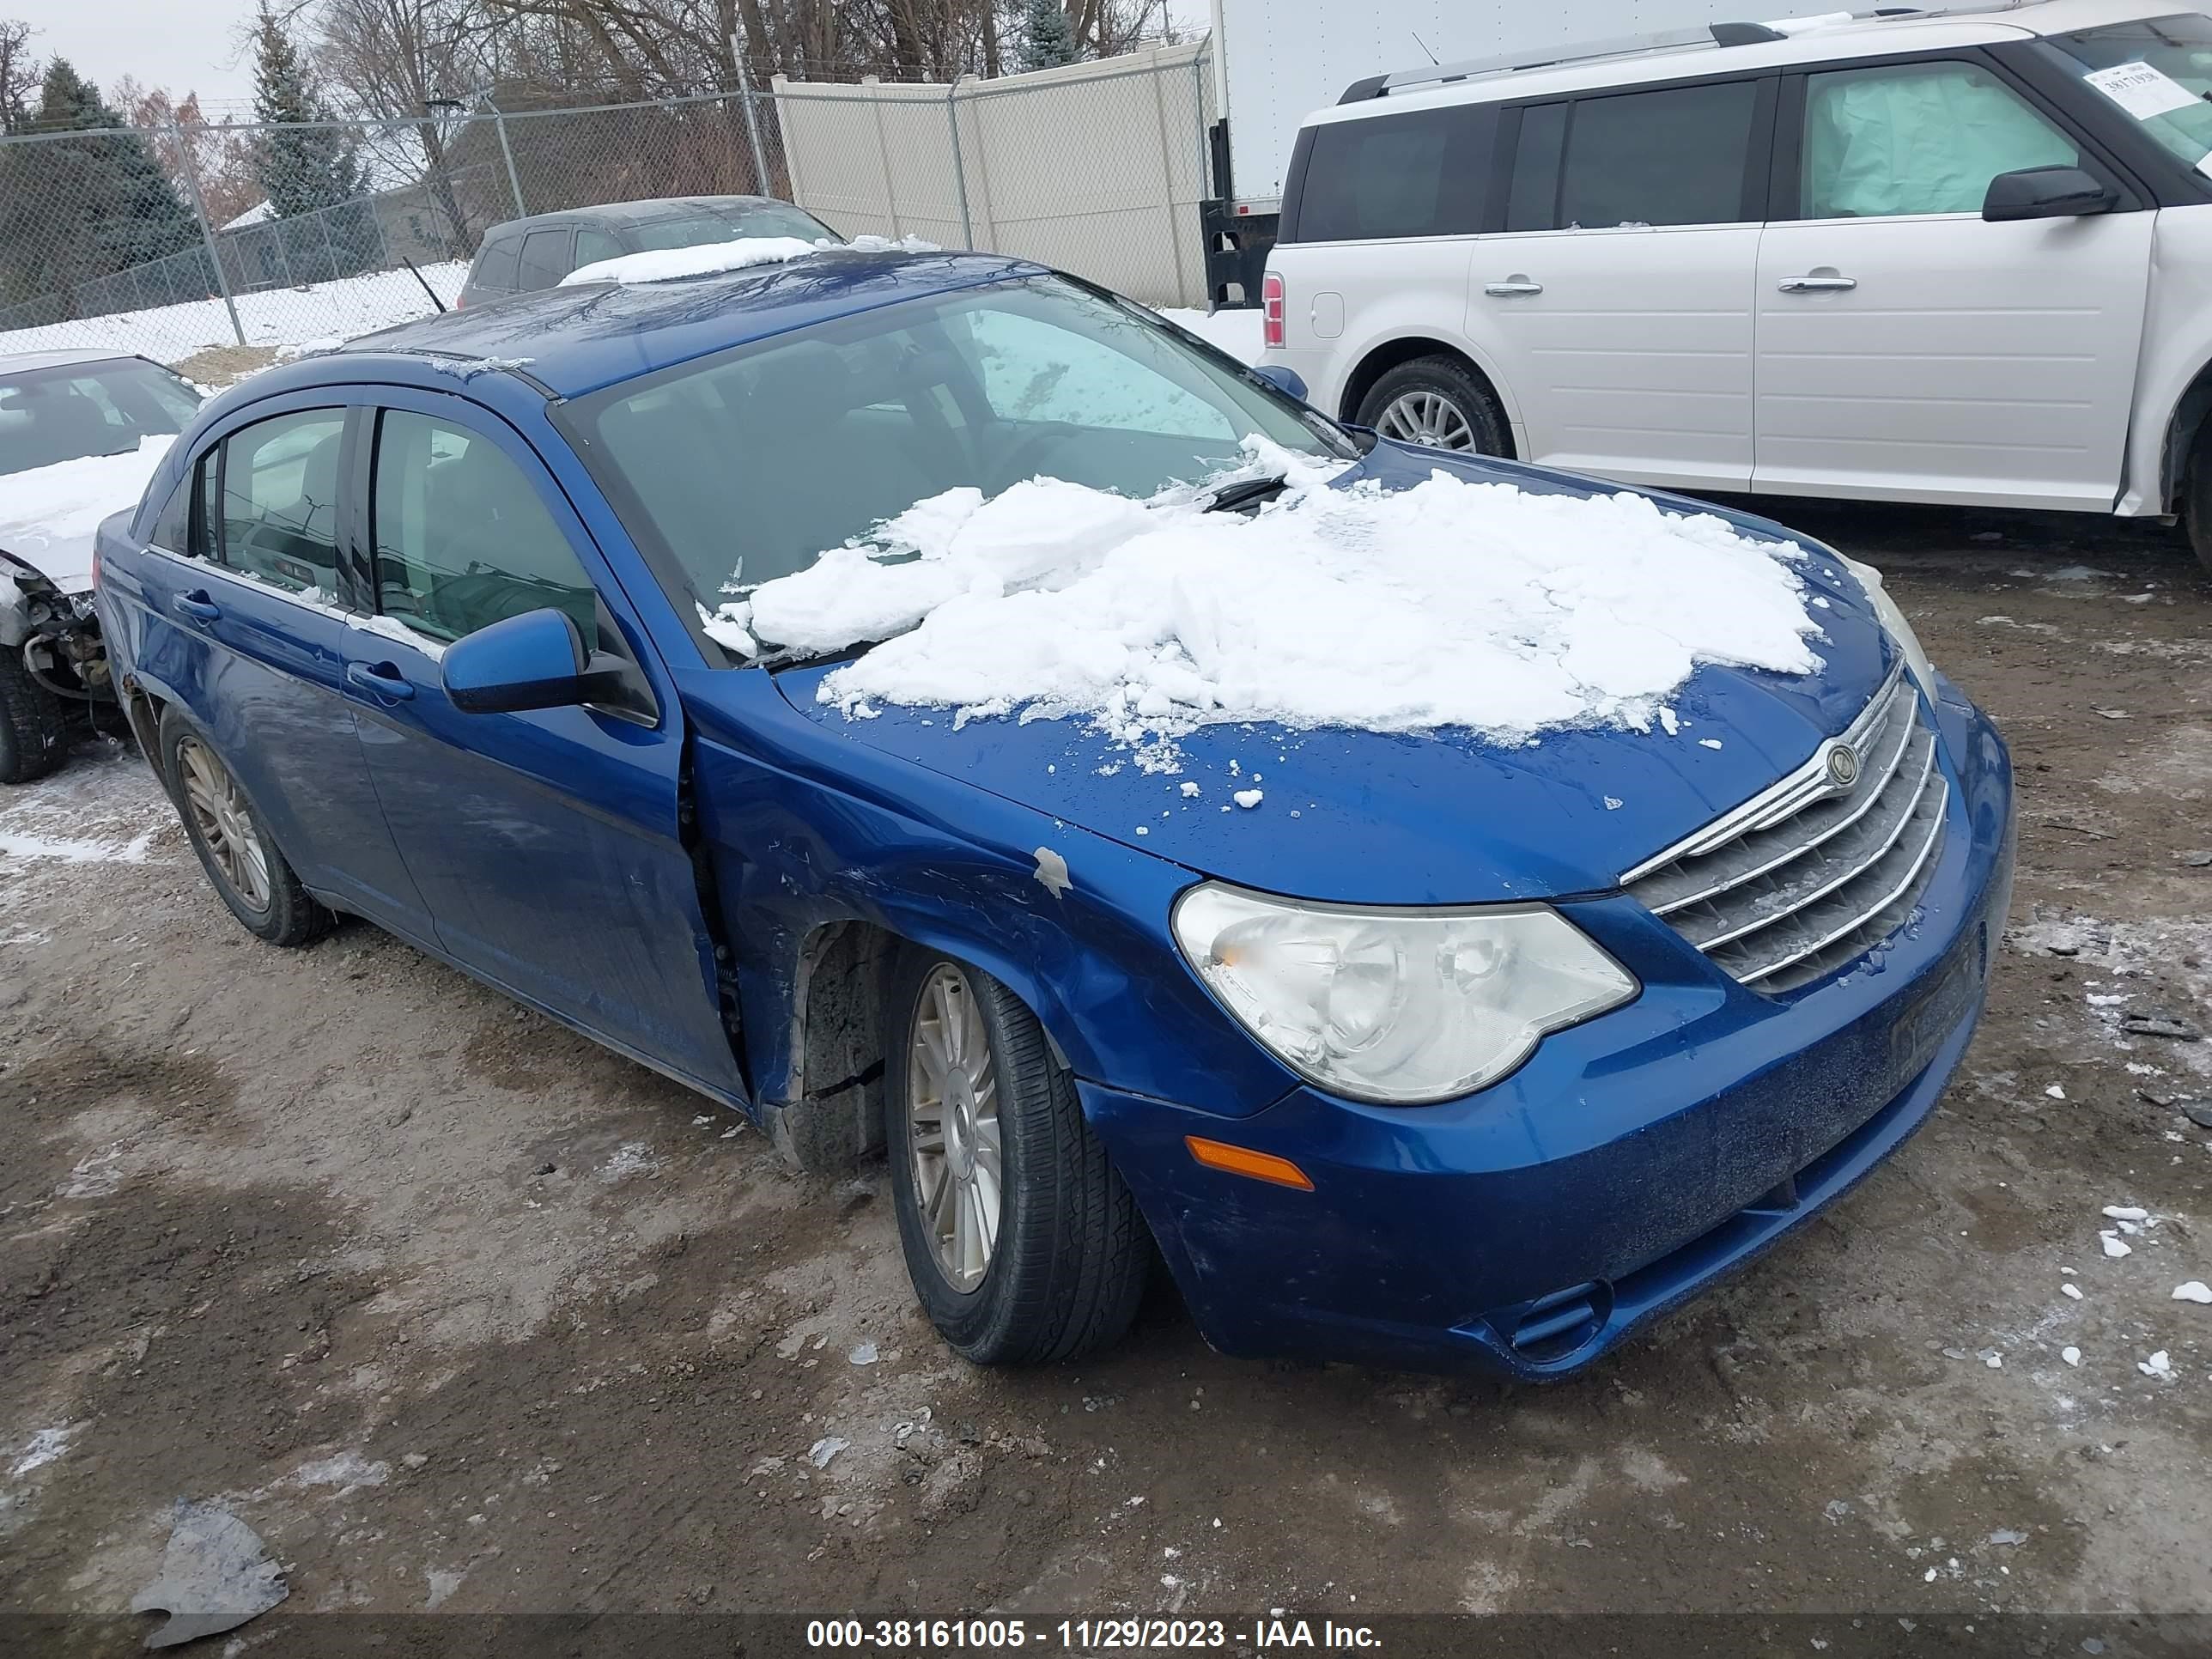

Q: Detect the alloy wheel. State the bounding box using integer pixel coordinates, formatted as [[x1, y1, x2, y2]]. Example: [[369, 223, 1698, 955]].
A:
[[1376, 389, 1475, 450], [906, 963, 1002, 1291], [176, 734, 272, 911]]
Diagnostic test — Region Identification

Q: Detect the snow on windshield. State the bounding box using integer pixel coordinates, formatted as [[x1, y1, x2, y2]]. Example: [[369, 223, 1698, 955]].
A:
[[717, 441, 1826, 763], [562, 234, 941, 289], [0, 434, 169, 586]]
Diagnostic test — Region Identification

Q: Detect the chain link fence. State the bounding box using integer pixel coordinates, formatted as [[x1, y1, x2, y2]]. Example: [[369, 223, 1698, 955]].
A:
[[0, 44, 1214, 374]]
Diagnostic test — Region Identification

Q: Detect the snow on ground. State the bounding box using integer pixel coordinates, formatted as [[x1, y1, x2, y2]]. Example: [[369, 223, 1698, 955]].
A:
[[0, 435, 169, 590], [563, 234, 941, 288], [1158, 307, 1263, 366], [731, 438, 1823, 760], [0, 261, 469, 367]]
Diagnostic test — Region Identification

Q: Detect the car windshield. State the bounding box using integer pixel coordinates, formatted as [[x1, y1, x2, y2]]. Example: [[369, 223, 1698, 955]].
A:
[[568, 274, 1352, 658], [2045, 12, 2212, 173], [633, 204, 832, 251], [0, 358, 200, 477]]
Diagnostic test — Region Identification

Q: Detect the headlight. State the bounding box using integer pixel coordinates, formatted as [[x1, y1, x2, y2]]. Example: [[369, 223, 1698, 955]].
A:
[[1170, 883, 1638, 1104], [1840, 555, 1936, 700]]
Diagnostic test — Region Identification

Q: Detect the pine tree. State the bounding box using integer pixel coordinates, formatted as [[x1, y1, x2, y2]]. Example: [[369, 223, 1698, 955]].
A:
[[16, 59, 197, 279], [251, 3, 375, 276], [1019, 0, 1078, 71]]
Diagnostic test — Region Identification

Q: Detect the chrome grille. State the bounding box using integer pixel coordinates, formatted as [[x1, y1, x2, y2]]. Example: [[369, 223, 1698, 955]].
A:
[[1623, 666, 1948, 994]]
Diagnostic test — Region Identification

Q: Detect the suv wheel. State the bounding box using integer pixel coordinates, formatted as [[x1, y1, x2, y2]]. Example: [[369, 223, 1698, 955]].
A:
[[884, 945, 1148, 1366], [158, 708, 332, 947], [1358, 356, 1510, 456], [0, 649, 69, 785]]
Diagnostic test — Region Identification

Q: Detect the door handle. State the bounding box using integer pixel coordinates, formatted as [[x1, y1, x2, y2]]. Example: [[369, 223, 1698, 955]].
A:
[[1777, 274, 1857, 293], [346, 661, 416, 702], [1486, 278, 1544, 296], [172, 591, 220, 622]]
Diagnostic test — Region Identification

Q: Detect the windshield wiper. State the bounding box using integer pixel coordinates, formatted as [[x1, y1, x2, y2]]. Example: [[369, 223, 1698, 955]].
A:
[[1201, 473, 1289, 514]]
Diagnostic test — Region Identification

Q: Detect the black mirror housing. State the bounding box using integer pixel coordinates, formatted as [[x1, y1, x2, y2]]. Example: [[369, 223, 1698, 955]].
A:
[[1983, 165, 2118, 222]]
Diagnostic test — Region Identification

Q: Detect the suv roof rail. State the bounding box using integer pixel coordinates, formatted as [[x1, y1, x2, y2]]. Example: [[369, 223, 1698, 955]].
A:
[[1335, 3, 2043, 103]]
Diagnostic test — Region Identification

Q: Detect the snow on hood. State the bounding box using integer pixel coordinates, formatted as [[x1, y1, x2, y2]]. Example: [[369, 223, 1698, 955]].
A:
[[731, 440, 1826, 768], [0, 434, 169, 593], [561, 233, 940, 289]]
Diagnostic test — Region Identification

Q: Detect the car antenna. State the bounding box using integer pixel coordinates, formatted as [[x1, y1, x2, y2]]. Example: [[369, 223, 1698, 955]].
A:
[[401, 257, 447, 313], [1409, 31, 1440, 64]]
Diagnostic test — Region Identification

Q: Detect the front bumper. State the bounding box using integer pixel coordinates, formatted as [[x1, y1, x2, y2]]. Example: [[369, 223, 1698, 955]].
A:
[[1086, 684, 2014, 1378]]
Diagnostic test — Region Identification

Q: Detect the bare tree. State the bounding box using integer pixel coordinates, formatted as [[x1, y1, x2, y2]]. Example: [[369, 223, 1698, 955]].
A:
[[112, 77, 266, 226], [312, 0, 495, 246], [0, 15, 40, 133]]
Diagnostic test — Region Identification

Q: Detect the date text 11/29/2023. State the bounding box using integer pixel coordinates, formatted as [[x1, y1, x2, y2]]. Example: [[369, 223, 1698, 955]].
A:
[[805, 1616, 1382, 1650]]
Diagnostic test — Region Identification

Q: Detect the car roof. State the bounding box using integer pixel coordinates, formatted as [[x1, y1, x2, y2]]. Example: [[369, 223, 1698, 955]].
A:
[[340, 248, 1045, 399], [0, 348, 149, 377], [1309, 0, 2176, 124], [478, 195, 814, 240]]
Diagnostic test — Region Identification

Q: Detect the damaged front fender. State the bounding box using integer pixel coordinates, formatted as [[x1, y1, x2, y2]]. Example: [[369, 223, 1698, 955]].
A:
[[676, 670, 1299, 1170]]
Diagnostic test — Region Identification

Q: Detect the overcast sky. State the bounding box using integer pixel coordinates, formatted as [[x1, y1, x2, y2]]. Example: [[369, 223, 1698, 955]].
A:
[[15, 0, 276, 115], [14, 0, 1215, 119]]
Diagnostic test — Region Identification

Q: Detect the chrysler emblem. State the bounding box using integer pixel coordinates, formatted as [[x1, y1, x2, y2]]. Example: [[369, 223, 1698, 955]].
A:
[[1826, 743, 1860, 787]]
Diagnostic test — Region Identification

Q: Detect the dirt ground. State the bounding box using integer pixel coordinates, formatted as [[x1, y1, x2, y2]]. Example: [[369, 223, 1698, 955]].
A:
[[2, 501, 2208, 1650]]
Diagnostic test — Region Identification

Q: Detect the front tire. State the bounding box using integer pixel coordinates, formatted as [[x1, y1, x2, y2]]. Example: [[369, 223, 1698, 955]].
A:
[[157, 708, 332, 948], [884, 945, 1148, 1366], [2185, 422, 2212, 577], [0, 649, 69, 785], [1357, 355, 1510, 456]]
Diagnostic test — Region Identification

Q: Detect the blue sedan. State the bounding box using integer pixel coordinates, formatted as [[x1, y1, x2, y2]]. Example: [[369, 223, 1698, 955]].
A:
[[93, 249, 2014, 1377]]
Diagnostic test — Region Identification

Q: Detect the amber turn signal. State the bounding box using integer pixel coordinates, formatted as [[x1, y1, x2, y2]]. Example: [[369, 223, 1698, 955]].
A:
[[1184, 1135, 1313, 1191]]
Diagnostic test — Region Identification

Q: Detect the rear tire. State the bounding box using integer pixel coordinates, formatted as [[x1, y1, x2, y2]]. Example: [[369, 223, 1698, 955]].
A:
[[157, 707, 332, 948], [1357, 355, 1511, 456], [0, 649, 69, 785], [884, 944, 1148, 1366]]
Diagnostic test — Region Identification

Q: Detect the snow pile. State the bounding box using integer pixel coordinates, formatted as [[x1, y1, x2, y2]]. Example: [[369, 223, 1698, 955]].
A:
[[563, 233, 940, 288], [733, 444, 1825, 756], [0, 434, 169, 589]]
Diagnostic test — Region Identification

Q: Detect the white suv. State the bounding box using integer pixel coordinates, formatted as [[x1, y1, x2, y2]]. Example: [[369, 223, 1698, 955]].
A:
[[1259, 0, 2212, 569]]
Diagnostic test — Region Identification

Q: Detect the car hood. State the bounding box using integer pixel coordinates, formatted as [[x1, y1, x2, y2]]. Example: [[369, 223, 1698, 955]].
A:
[[768, 446, 1893, 905], [0, 435, 171, 594]]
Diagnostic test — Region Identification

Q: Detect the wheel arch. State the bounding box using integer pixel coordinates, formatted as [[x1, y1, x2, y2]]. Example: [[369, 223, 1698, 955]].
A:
[[1336, 336, 1516, 458], [2160, 355, 2212, 515], [758, 914, 1081, 1176]]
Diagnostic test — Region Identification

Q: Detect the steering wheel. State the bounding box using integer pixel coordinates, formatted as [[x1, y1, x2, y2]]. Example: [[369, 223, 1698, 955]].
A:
[[426, 572, 562, 635]]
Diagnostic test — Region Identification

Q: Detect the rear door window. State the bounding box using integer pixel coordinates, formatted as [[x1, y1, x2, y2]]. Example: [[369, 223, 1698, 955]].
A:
[[1290, 106, 1489, 240], [1510, 79, 1765, 229], [515, 228, 574, 291], [217, 410, 346, 598]]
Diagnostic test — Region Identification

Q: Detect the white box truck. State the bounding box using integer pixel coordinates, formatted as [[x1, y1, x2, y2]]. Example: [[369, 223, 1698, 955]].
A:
[[1200, 0, 1834, 301]]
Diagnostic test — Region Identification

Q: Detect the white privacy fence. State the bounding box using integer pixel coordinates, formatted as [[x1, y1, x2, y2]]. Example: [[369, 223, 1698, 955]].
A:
[[772, 43, 1216, 309]]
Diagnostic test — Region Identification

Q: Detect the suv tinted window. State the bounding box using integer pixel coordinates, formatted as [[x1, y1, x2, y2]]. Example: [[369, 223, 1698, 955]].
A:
[[371, 410, 598, 643], [1512, 80, 1763, 230], [1291, 107, 1487, 240], [472, 236, 522, 292], [515, 228, 573, 291], [219, 410, 345, 597], [1801, 62, 2079, 218]]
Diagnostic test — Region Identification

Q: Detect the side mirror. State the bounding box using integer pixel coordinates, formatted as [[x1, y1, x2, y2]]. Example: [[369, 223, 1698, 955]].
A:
[[1983, 166, 2117, 222], [443, 606, 620, 714], [1251, 362, 1310, 403]]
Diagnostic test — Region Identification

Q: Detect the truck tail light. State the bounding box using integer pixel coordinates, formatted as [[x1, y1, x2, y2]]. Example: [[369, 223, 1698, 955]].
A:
[[1261, 271, 1285, 349]]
